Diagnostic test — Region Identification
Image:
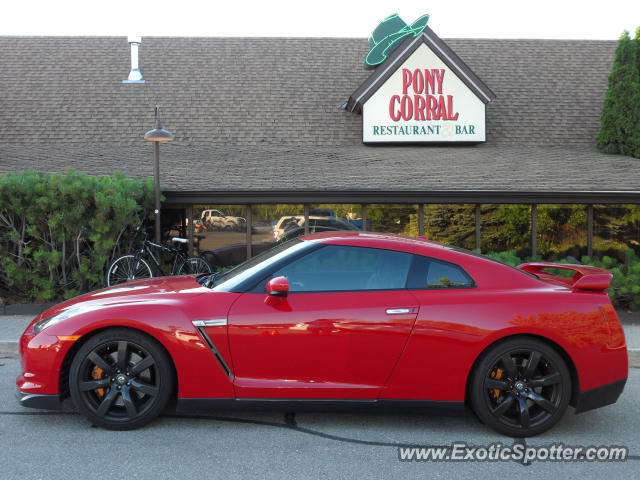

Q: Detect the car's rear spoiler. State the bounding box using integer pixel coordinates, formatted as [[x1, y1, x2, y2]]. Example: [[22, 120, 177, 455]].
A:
[[517, 262, 613, 291]]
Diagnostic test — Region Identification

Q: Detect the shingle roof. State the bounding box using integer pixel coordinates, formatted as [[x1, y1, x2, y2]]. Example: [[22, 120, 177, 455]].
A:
[[0, 36, 638, 196]]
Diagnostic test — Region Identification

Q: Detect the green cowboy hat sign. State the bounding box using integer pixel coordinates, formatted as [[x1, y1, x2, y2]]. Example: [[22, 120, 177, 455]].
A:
[[365, 13, 430, 67]]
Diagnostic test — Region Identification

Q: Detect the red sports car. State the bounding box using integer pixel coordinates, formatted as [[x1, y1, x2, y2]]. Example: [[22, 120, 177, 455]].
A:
[[16, 232, 627, 436]]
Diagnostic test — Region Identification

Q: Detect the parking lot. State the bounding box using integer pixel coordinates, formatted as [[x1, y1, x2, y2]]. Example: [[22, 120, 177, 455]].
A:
[[1, 357, 638, 479]]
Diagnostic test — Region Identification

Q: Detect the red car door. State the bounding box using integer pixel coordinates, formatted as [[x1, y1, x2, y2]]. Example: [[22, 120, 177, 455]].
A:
[[227, 245, 418, 399]]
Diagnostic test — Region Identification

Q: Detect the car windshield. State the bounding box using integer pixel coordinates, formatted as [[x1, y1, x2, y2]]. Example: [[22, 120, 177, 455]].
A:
[[210, 238, 308, 291]]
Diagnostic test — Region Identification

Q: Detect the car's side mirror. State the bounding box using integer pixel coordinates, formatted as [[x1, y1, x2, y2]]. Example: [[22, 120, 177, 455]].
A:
[[266, 276, 289, 297]]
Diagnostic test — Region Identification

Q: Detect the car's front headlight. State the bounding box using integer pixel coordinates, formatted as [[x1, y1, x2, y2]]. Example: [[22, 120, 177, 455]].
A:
[[32, 309, 81, 335]]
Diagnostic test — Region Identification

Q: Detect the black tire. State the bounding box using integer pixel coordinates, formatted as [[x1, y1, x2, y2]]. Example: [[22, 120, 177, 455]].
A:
[[105, 255, 153, 287], [177, 256, 213, 275], [69, 328, 174, 430], [469, 337, 571, 437]]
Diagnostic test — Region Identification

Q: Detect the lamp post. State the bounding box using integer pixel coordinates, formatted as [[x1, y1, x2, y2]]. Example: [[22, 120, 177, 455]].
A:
[[144, 105, 174, 244]]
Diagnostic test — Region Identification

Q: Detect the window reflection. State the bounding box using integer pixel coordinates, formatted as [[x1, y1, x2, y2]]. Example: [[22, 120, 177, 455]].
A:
[[191, 204, 248, 269], [424, 204, 475, 248], [594, 204, 640, 260], [250, 204, 305, 257], [481, 204, 531, 256], [537, 204, 586, 259], [307, 204, 363, 233], [366, 204, 418, 236]]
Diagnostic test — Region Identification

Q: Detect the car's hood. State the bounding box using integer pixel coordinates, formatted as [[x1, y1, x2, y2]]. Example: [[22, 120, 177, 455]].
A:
[[41, 275, 208, 318]]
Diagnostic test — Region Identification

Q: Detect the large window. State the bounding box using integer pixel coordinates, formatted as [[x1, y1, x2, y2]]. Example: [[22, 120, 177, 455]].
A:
[[480, 204, 531, 256], [251, 204, 304, 246], [192, 204, 248, 268], [273, 245, 413, 292], [424, 204, 475, 249], [366, 204, 418, 235], [308, 204, 363, 231], [536, 204, 586, 260], [594, 204, 640, 260]]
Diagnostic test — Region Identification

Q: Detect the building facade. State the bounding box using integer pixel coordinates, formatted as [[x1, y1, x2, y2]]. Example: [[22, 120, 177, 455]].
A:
[[1, 31, 639, 266]]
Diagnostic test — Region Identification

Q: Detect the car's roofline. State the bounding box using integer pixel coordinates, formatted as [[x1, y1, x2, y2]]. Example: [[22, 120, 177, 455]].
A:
[[301, 230, 441, 246]]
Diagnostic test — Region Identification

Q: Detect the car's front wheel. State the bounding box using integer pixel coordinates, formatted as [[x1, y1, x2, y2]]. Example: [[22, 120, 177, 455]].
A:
[[69, 329, 174, 430], [469, 337, 571, 437]]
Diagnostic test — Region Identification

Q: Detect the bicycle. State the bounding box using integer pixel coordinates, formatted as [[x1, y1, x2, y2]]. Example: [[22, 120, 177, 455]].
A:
[[105, 225, 212, 287]]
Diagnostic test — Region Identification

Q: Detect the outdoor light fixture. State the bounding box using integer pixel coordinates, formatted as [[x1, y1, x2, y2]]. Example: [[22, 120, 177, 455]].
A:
[[123, 36, 145, 84], [144, 106, 175, 142], [144, 105, 174, 244]]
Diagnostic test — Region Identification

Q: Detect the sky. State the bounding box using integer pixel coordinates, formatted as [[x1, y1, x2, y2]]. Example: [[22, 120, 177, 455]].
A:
[[1, 0, 639, 40]]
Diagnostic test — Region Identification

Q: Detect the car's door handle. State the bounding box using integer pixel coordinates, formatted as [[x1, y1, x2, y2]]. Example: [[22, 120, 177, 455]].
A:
[[385, 307, 417, 315]]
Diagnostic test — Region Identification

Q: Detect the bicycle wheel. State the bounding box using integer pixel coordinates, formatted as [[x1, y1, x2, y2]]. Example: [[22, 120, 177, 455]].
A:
[[106, 255, 153, 287], [177, 256, 212, 275]]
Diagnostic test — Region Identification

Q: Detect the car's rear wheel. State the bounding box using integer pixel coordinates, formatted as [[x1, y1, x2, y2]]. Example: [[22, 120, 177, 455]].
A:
[[69, 329, 174, 430], [469, 337, 571, 437]]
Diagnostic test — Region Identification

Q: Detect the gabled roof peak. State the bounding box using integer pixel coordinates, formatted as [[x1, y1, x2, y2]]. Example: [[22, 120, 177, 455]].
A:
[[347, 26, 496, 113]]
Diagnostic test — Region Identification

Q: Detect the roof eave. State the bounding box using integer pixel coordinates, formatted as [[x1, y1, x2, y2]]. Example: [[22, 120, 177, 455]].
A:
[[163, 189, 640, 205]]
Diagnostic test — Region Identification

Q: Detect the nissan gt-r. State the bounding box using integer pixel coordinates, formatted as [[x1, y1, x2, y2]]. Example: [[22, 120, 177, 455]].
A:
[[16, 232, 627, 436]]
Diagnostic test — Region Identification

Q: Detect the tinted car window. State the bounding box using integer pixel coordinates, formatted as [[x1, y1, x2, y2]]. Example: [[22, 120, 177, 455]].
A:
[[273, 245, 413, 292], [408, 256, 475, 289]]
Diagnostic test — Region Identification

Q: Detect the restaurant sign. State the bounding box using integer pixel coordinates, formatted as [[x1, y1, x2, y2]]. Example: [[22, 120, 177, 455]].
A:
[[351, 14, 495, 144]]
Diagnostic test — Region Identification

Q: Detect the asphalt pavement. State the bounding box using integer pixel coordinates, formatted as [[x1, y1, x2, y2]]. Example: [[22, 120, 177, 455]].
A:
[[0, 322, 639, 478]]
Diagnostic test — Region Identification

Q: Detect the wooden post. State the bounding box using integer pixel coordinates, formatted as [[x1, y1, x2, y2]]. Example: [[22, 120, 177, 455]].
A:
[[186, 204, 194, 256], [303, 204, 310, 235], [587, 204, 594, 258], [245, 205, 252, 260], [531, 204, 538, 257], [361, 204, 367, 231], [418, 204, 425, 236], [475, 204, 481, 251]]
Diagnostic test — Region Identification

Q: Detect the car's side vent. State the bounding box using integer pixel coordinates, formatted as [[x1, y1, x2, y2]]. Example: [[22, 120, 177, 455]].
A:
[[193, 323, 233, 379]]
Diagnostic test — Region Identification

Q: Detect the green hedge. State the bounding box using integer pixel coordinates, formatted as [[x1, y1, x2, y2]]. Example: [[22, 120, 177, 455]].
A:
[[0, 170, 154, 302], [481, 250, 640, 310]]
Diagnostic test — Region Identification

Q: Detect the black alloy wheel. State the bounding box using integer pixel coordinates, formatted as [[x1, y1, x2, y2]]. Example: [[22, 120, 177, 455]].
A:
[[69, 329, 174, 430], [469, 337, 571, 437]]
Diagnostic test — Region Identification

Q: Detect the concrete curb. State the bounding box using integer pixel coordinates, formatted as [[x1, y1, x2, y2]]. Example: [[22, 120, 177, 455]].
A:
[[1, 303, 54, 316], [0, 341, 18, 358], [630, 349, 640, 369]]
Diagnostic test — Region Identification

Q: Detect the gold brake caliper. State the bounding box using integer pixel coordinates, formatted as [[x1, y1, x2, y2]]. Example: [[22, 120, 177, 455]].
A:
[[490, 367, 504, 399], [91, 365, 105, 398]]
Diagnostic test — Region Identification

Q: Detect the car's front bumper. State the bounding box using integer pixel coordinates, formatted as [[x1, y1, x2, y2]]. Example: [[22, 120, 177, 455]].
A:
[[16, 329, 75, 397], [16, 390, 62, 410], [574, 378, 627, 413]]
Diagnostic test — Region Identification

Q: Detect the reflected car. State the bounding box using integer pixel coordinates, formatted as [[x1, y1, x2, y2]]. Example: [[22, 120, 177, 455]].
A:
[[16, 232, 627, 436], [272, 216, 358, 240]]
